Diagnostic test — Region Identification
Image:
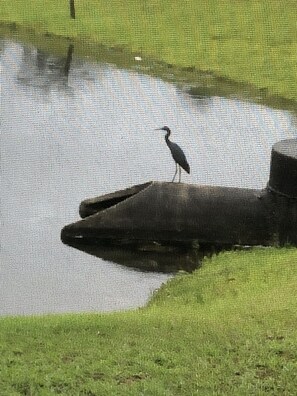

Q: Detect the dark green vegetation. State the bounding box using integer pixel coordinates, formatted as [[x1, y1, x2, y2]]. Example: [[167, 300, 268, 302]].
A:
[[1, 249, 297, 394], [1, 0, 297, 102]]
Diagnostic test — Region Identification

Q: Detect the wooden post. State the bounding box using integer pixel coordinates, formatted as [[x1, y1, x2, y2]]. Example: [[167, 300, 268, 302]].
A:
[[70, 0, 75, 19]]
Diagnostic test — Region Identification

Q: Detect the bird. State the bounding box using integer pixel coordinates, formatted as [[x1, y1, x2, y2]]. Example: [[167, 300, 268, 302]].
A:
[[156, 126, 190, 182]]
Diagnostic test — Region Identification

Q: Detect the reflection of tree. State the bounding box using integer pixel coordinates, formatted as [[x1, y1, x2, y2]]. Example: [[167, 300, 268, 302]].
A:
[[187, 86, 214, 103], [16, 43, 76, 93], [290, 114, 297, 131], [177, 87, 212, 112], [36, 50, 47, 70], [0, 40, 4, 53]]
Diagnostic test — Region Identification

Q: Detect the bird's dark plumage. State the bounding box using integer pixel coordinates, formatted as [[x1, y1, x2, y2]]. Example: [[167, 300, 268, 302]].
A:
[[156, 126, 190, 182], [166, 139, 190, 174]]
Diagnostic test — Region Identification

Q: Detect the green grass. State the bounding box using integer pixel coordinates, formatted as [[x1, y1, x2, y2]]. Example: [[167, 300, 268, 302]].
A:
[[1, 0, 297, 101], [1, 3, 297, 393], [1, 248, 297, 395]]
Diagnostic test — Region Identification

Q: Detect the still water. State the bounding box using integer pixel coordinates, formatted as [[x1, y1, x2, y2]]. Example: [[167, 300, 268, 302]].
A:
[[1, 38, 296, 315]]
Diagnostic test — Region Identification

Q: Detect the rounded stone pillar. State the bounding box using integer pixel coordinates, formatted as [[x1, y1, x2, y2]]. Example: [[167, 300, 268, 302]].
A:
[[268, 139, 297, 198]]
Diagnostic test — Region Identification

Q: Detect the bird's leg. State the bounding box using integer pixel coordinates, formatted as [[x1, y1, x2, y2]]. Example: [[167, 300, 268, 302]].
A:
[[178, 165, 181, 183], [172, 163, 178, 182]]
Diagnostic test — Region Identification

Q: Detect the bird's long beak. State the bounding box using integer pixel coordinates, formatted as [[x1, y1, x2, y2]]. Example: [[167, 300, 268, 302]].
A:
[[155, 128, 163, 131]]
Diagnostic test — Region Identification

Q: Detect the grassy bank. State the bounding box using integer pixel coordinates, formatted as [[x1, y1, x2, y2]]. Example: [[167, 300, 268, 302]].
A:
[[1, 248, 297, 394], [1, 0, 297, 101], [1, 2, 297, 394]]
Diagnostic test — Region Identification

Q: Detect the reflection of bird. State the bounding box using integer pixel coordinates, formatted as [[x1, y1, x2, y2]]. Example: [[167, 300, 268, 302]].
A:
[[156, 126, 190, 182]]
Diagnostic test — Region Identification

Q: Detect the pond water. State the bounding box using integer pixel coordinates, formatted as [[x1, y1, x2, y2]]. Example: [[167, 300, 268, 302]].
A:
[[1, 38, 296, 316]]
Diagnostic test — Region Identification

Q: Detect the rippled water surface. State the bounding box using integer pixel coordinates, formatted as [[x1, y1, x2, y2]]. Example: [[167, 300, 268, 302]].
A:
[[1, 38, 296, 315]]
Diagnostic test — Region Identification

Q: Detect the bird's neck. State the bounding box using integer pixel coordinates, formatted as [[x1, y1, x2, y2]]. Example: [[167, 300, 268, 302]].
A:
[[165, 130, 171, 143]]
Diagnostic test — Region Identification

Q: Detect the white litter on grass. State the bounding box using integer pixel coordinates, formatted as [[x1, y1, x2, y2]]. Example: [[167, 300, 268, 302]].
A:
[[134, 56, 142, 61]]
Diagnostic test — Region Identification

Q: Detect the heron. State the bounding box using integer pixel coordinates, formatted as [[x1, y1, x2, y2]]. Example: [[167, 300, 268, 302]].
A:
[[156, 126, 190, 182]]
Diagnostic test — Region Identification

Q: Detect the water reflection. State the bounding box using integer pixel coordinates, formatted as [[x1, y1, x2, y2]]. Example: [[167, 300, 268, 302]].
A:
[[1, 37, 297, 315], [15, 42, 79, 93], [65, 240, 214, 273]]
